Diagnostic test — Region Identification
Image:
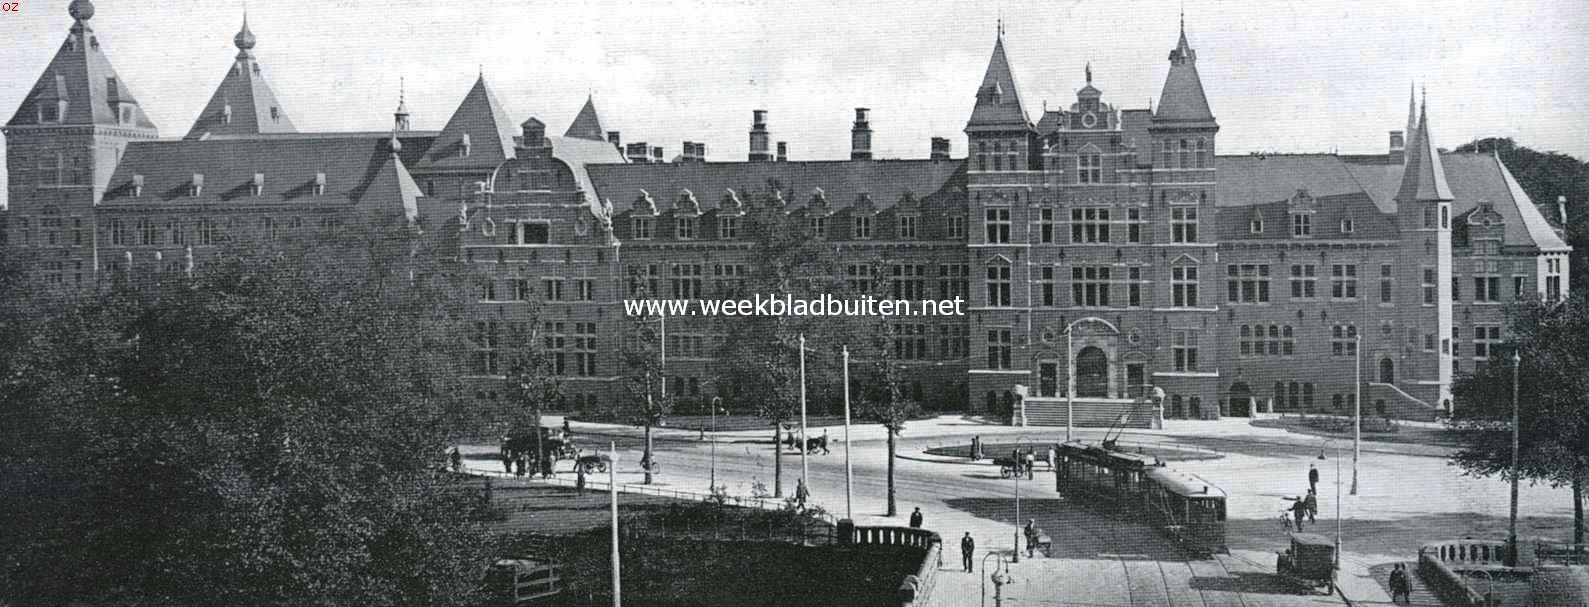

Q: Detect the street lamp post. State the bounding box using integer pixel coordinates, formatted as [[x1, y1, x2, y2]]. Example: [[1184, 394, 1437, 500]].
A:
[[609, 440, 621, 607], [1012, 434, 1028, 563], [1509, 348, 1521, 565], [799, 334, 809, 494], [1351, 333, 1360, 496], [843, 345, 854, 521], [709, 396, 721, 492], [1065, 330, 1073, 441], [1319, 440, 1343, 570]]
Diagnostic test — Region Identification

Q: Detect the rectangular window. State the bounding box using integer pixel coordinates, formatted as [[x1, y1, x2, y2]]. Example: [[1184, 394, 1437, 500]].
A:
[[576, 279, 594, 301], [985, 265, 1011, 307], [573, 322, 597, 377], [1171, 207, 1198, 243], [1474, 276, 1501, 302], [949, 216, 967, 240], [1290, 264, 1317, 299], [1172, 330, 1198, 372], [897, 215, 917, 240], [1070, 208, 1111, 243], [1293, 214, 1312, 237], [1379, 264, 1394, 304], [670, 263, 703, 299], [846, 264, 876, 293], [891, 264, 927, 300], [1038, 208, 1054, 244], [1040, 267, 1056, 307], [1452, 276, 1461, 302], [542, 322, 566, 375], [1127, 267, 1142, 308], [1422, 268, 1437, 305], [713, 263, 747, 294], [893, 324, 929, 361], [632, 217, 653, 239], [853, 215, 872, 239], [137, 219, 157, 246], [197, 219, 218, 245], [513, 279, 531, 301], [808, 216, 827, 239], [543, 279, 565, 301], [676, 217, 697, 240], [1473, 325, 1502, 360], [1513, 276, 1526, 300], [985, 208, 1011, 244], [1331, 264, 1358, 299], [718, 216, 738, 239], [1128, 208, 1142, 243], [1172, 265, 1199, 307], [939, 264, 969, 299], [1071, 266, 1112, 307], [1330, 324, 1358, 357], [1078, 153, 1102, 184], [1225, 264, 1271, 304], [987, 329, 1012, 369]]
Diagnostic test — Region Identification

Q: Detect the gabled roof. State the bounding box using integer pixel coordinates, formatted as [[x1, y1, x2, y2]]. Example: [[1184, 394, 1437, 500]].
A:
[[1394, 102, 1454, 202], [564, 96, 607, 142], [356, 147, 424, 221], [185, 16, 297, 139], [1443, 153, 1570, 251], [965, 32, 1032, 132], [6, 5, 157, 130], [1152, 25, 1215, 127], [415, 74, 518, 171]]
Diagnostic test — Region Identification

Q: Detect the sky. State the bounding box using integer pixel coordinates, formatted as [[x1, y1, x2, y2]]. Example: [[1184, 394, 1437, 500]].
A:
[[3, 0, 1588, 208]]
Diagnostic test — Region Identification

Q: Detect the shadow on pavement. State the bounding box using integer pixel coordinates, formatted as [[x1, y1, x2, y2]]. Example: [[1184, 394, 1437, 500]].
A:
[[943, 497, 1189, 561], [1189, 571, 1318, 595]]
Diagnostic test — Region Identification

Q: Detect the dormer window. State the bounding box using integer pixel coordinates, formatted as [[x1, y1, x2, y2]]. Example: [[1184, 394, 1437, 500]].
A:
[[313, 173, 326, 196], [118, 105, 134, 125], [1249, 213, 1263, 234], [132, 174, 144, 198], [1292, 213, 1311, 237], [190, 174, 205, 197], [250, 173, 264, 197], [1340, 218, 1354, 233], [270, 107, 279, 122], [632, 216, 653, 240], [222, 104, 232, 125], [460, 134, 472, 158], [39, 101, 64, 124]]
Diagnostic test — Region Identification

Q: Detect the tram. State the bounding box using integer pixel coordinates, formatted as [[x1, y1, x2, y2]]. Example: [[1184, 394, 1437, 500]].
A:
[[1053, 440, 1228, 555]]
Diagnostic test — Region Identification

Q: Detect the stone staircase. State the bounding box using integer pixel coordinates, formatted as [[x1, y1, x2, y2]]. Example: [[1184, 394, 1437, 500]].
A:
[[1368, 563, 1446, 606], [1365, 383, 1444, 422], [1023, 397, 1154, 429]]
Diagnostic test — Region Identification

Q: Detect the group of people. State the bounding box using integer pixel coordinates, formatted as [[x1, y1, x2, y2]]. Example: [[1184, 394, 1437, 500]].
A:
[[1387, 562, 1412, 602], [1285, 464, 1323, 531]]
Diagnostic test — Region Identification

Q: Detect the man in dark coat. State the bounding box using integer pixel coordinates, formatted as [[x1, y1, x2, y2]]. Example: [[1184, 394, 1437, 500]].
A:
[[1308, 464, 1320, 493], [1290, 495, 1308, 530], [961, 533, 976, 572], [448, 447, 462, 472], [909, 507, 923, 528]]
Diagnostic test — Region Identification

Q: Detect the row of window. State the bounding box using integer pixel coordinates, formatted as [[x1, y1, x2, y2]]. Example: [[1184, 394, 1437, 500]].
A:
[[987, 263, 1199, 308], [479, 277, 596, 302], [628, 214, 968, 241], [985, 207, 1197, 244], [1250, 213, 1356, 237], [626, 263, 748, 299], [972, 137, 1212, 173]]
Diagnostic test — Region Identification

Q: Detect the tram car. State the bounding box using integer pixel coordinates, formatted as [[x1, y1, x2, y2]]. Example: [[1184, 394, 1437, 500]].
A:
[[1053, 440, 1228, 555]]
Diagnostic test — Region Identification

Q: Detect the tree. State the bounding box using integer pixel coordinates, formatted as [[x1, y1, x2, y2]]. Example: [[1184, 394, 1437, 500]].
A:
[[843, 257, 923, 518], [1449, 289, 1589, 545], [504, 307, 561, 473], [1454, 138, 1589, 293], [622, 308, 672, 485], [0, 227, 494, 605]]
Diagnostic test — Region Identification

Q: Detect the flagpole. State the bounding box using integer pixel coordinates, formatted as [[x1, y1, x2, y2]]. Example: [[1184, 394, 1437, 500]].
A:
[[843, 345, 853, 520], [610, 440, 620, 607], [800, 334, 809, 490]]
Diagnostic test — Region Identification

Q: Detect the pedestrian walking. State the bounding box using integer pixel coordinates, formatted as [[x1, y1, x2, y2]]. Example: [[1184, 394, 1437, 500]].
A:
[[562, 418, 572, 437], [448, 447, 462, 472], [541, 454, 555, 479], [1289, 495, 1308, 531], [795, 478, 810, 510], [1048, 446, 1057, 471], [971, 435, 982, 461], [576, 465, 586, 496], [1023, 519, 1038, 558], [961, 532, 976, 572], [514, 456, 525, 478], [909, 507, 923, 528], [1304, 488, 1318, 524], [1025, 450, 1035, 480], [1389, 563, 1410, 603], [501, 453, 512, 475], [1308, 464, 1319, 494]]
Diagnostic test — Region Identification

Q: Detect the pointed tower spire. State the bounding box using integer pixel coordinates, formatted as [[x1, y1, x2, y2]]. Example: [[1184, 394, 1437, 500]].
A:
[[1403, 81, 1418, 155], [415, 73, 518, 170], [7, 0, 157, 131], [564, 95, 607, 141], [1396, 95, 1454, 203], [394, 77, 411, 132], [1153, 15, 1215, 125], [185, 14, 296, 138], [965, 25, 1032, 132]]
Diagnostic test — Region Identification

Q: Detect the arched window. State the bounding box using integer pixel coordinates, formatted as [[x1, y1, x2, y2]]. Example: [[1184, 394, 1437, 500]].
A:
[[1379, 358, 1395, 384]]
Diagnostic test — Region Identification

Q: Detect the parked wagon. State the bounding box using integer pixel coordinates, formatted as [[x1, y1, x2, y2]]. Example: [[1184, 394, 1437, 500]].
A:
[[994, 456, 1026, 479], [1276, 532, 1336, 593], [575, 453, 610, 475]]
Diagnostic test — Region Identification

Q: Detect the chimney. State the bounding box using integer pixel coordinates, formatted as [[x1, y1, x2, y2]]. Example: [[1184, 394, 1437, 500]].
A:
[[607, 131, 622, 151], [1388, 130, 1405, 164], [682, 141, 701, 162], [1559, 196, 1569, 228], [930, 137, 951, 161], [851, 108, 873, 160], [652, 146, 664, 163], [749, 110, 771, 161], [696, 142, 707, 161], [626, 142, 650, 163], [776, 141, 788, 162]]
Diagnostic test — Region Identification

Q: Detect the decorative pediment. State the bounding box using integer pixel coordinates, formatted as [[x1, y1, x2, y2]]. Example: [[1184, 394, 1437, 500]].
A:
[[632, 189, 658, 215], [1166, 189, 1198, 205], [1468, 200, 1504, 227], [1288, 189, 1316, 210], [896, 191, 920, 211], [1169, 253, 1201, 265], [853, 193, 877, 215], [1077, 142, 1103, 154], [674, 189, 701, 215], [986, 253, 1013, 265], [720, 188, 745, 215]]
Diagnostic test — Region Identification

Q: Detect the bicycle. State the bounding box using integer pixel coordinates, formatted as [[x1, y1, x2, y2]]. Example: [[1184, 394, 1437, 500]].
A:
[[1279, 510, 1296, 533]]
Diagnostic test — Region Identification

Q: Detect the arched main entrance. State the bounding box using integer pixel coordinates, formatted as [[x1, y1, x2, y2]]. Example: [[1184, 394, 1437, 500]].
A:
[[1229, 382, 1253, 417], [1379, 358, 1395, 384], [1076, 347, 1108, 398]]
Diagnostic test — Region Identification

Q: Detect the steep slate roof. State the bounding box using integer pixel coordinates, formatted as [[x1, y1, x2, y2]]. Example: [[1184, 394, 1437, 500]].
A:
[[547, 136, 626, 201], [415, 74, 518, 171], [563, 96, 607, 142], [585, 159, 964, 213], [185, 16, 298, 139], [355, 142, 424, 221], [1394, 103, 1454, 202], [1153, 26, 1215, 126], [1215, 155, 1392, 212], [6, 2, 157, 130], [1445, 153, 1570, 251], [102, 134, 424, 206], [965, 32, 1032, 131]]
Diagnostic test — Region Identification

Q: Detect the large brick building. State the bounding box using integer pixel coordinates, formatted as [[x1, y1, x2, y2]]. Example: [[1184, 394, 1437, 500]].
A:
[[3, 2, 1571, 423]]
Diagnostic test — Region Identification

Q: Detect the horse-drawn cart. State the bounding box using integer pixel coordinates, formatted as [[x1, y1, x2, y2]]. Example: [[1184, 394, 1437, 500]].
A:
[[995, 456, 1026, 479]]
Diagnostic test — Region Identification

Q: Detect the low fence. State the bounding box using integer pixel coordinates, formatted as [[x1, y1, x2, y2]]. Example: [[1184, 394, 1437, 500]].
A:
[[1418, 539, 1514, 607]]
